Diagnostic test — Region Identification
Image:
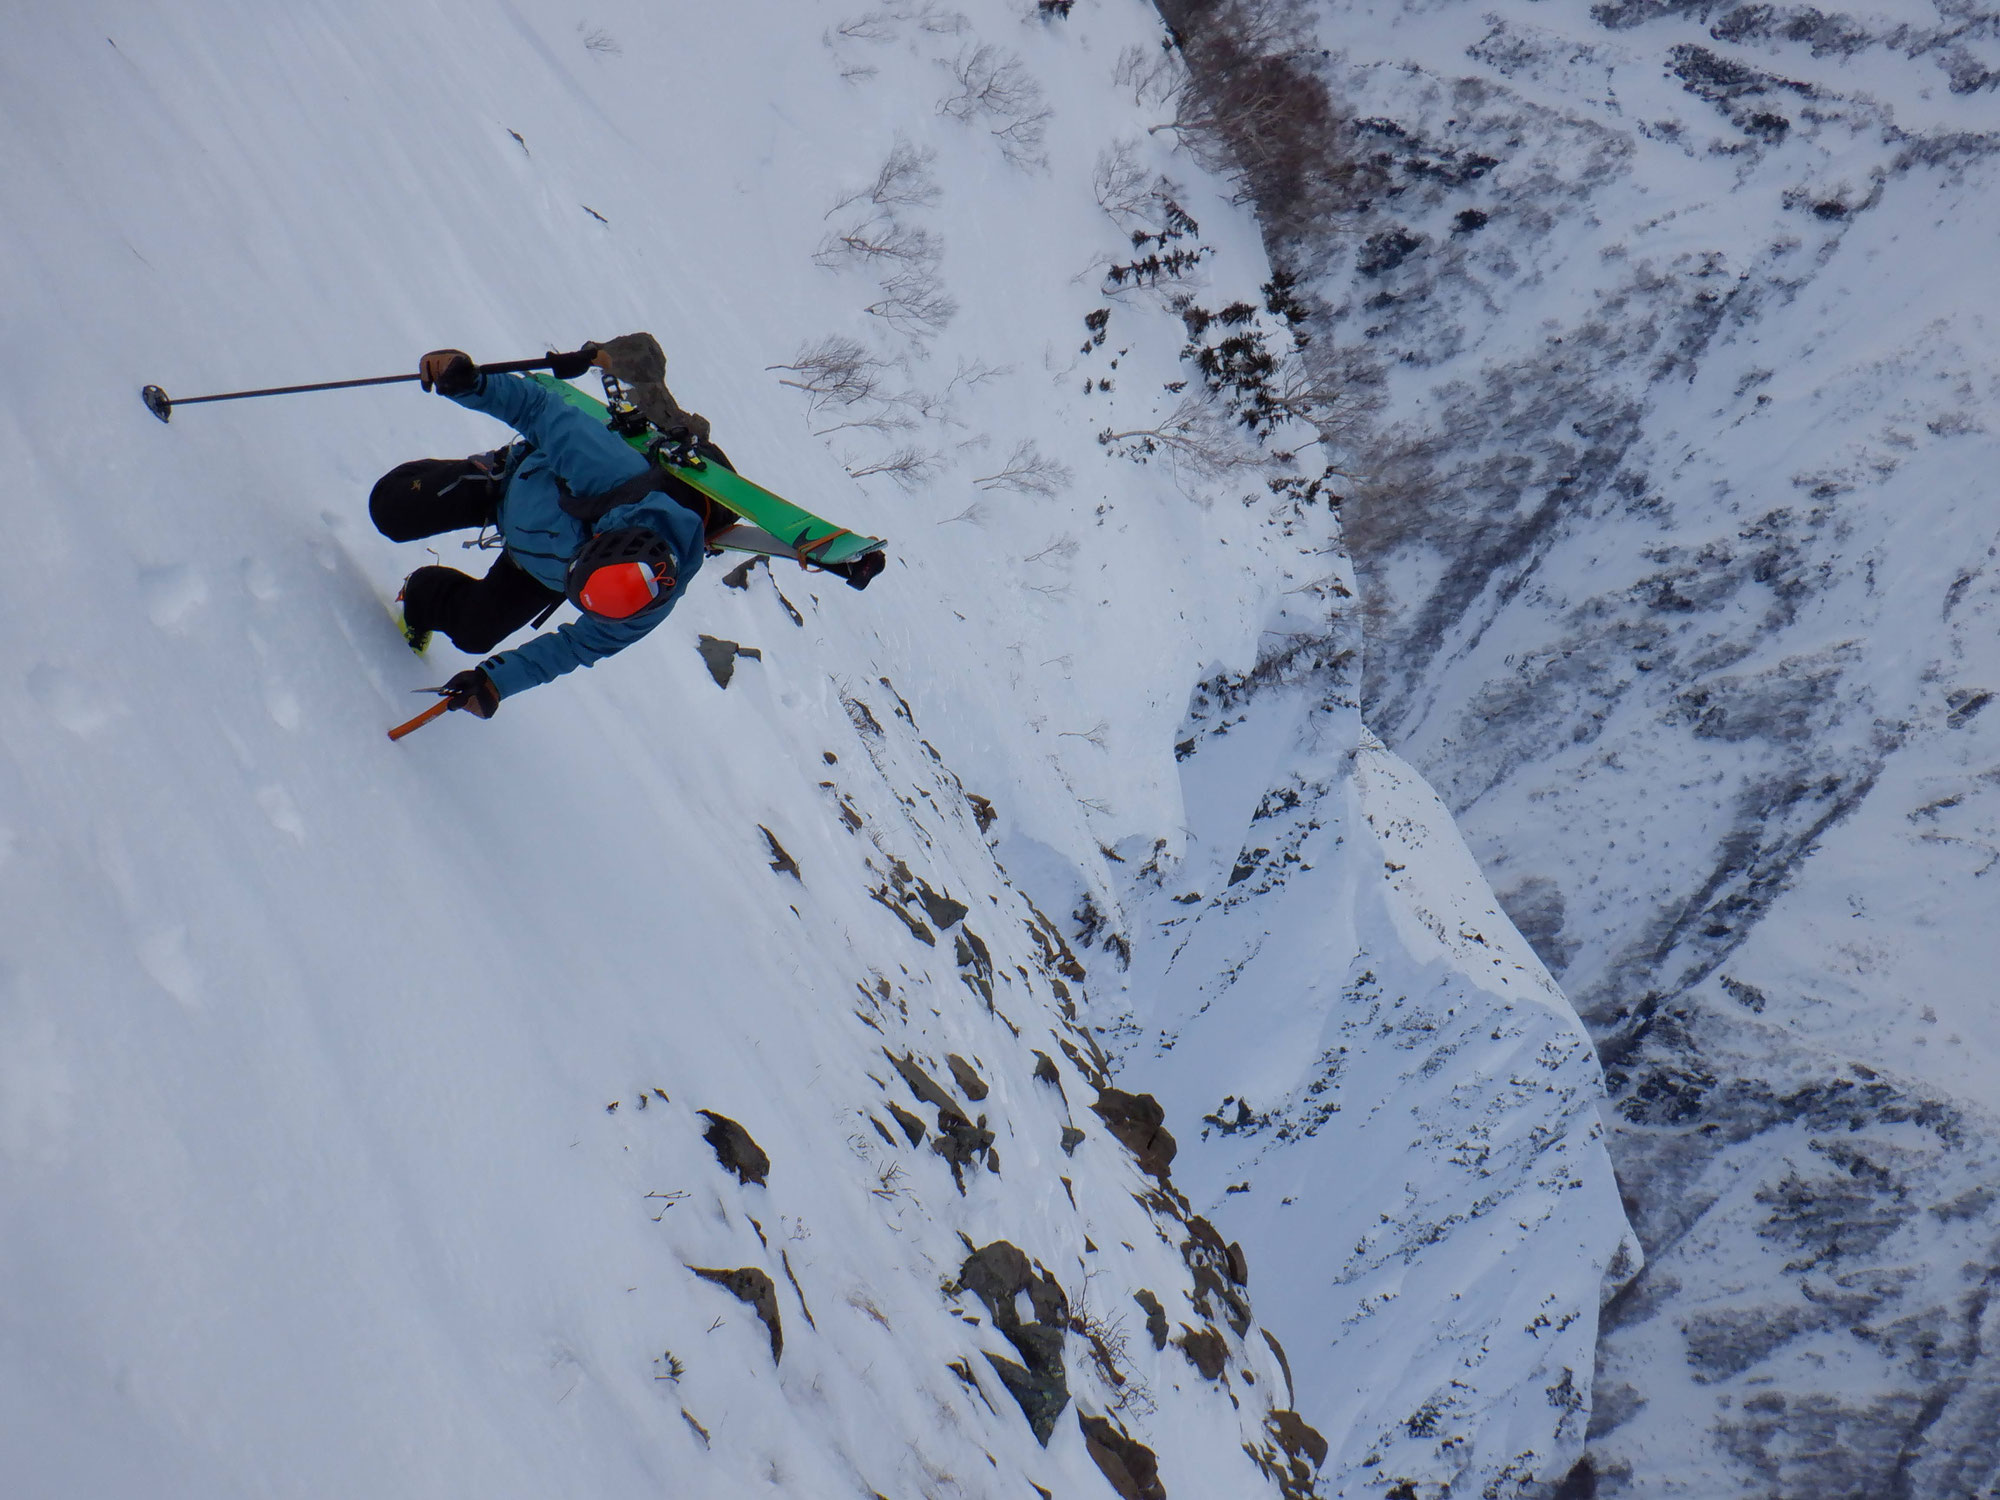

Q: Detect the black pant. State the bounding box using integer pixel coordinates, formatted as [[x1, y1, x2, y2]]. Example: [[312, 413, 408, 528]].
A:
[[369, 458, 563, 655]]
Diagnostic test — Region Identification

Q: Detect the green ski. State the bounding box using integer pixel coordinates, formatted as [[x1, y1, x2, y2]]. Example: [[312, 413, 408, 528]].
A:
[[526, 373, 886, 570]]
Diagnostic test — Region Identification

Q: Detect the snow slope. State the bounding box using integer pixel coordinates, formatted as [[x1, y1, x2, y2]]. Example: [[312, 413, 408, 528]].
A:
[[1, 2, 1628, 1495], [1276, 0, 2000, 1489]]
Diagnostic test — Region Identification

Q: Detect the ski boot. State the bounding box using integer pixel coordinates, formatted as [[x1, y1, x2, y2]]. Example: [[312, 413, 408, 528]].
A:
[[394, 580, 433, 655]]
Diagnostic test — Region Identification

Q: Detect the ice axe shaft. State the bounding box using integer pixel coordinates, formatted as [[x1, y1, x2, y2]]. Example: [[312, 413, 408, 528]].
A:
[[143, 354, 583, 423], [386, 700, 458, 740]]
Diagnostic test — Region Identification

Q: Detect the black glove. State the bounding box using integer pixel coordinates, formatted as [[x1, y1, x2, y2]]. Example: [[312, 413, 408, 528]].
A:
[[826, 548, 886, 591], [443, 669, 500, 718], [545, 345, 598, 380], [419, 349, 479, 396]]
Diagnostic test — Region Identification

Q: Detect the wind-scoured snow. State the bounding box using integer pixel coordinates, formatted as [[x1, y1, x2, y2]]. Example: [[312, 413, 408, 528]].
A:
[[2, 3, 1629, 1496]]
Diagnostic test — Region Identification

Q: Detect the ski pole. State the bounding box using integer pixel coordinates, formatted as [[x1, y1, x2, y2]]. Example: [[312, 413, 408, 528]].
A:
[[142, 351, 592, 423], [387, 696, 456, 742]]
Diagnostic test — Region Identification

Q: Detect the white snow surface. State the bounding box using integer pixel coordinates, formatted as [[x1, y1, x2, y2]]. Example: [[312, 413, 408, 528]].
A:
[[0, 3, 1630, 1497]]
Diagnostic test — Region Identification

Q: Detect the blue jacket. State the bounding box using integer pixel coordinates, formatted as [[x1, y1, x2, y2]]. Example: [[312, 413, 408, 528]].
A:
[[447, 372, 706, 700]]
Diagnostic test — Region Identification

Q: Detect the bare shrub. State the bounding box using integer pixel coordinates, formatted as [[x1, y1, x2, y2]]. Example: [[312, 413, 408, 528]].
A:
[[900, 0, 970, 34], [939, 47, 1039, 122], [1022, 535, 1081, 564], [814, 406, 918, 439], [1339, 442, 1449, 560], [993, 111, 1053, 168], [815, 216, 942, 270], [768, 336, 893, 413], [937, 498, 993, 526], [829, 11, 895, 42], [1068, 1296, 1155, 1418], [829, 139, 941, 216], [974, 440, 1073, 496], [1149, 0, 1380, 246], [865, 267, 959, 337], [1093, 139, 1154, 224], [1099, 395, 1263, 481], [580, 23, 621, 54], [848, 446, 945, 488], [939, 44, 1052, 167], [1113, 41, 1180, 109]]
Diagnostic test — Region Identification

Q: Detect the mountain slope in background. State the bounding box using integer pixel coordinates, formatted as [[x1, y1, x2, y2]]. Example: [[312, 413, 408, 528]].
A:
[[1, 2, 1628, 1497], [1281, 0, 2000, 1489]]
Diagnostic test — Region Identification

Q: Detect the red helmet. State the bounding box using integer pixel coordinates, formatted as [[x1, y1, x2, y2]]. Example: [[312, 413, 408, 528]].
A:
[[566, 526, 678, 619]]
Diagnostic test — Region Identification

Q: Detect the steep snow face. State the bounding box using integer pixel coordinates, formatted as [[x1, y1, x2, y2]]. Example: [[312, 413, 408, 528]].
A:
[[0, 1, 1628, 1495], [1096, 615, 1637, 1495], [1288, 0, 2000, 1489]]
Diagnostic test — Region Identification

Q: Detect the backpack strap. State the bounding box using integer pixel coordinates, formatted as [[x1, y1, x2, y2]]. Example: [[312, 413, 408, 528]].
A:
[[556, 465, 672, 525]]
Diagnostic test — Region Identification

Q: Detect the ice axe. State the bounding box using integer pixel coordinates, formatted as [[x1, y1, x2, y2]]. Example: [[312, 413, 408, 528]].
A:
[[142, 349, 599, 423], [387, 687, 469, 742]]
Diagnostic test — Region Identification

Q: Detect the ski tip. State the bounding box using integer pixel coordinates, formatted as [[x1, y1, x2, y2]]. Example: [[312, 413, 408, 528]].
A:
[[141, 385, 172, 423]]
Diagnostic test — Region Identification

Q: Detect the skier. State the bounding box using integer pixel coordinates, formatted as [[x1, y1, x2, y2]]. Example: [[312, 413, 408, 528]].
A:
[[370, 346, 728, 719]]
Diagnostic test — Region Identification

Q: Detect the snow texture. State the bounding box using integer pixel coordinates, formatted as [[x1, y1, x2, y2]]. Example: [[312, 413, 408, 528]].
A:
[[0, 3, 1627, 1497]]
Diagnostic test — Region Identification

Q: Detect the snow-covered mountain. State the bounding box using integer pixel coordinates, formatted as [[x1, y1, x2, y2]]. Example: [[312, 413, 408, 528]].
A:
[[1235, 0, 2000, 1489], [1, 3, 1630, 1498]]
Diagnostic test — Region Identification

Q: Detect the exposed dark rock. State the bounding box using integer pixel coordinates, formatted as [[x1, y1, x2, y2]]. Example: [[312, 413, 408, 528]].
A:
[[1176, 1322, 1228, 1380], [779, 1248, 816, 1329], [690, 1265, 782, 1362], [1060, 1125, 1086, 1155], [868, 886, 935, 945], [933, 1111, 998, 1193], [1079, 1413, 1166, 1500], [1266, 1408, 1329, 1469], [1091, 1087, 1178, 1180], [886, 1101, 927, 1146], [758, 825, 800, 880], [984, 1353, 1069, 1445], [882, 1049, 966, 1122], [1134, 1289, 1169, 1350], [913, 879, 969, 931], [1032, 1050, 1063, 1089], [954, 929, 995, 1005], [1061, 1038, 1109, 1089], [965, 791, 998, 832], [698, 1111, 769, 1186], [1550, 1456, 1597, 1499], [1182, 1217, 1252, 1335], [946, 1053, 990, 1101], [950, 1241, 1070, 1443], [696, 634, 762, 688]]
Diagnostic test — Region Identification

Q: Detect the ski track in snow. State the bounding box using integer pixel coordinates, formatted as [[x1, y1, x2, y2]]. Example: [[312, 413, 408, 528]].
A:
[[1, 4, 1628, 1498]]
